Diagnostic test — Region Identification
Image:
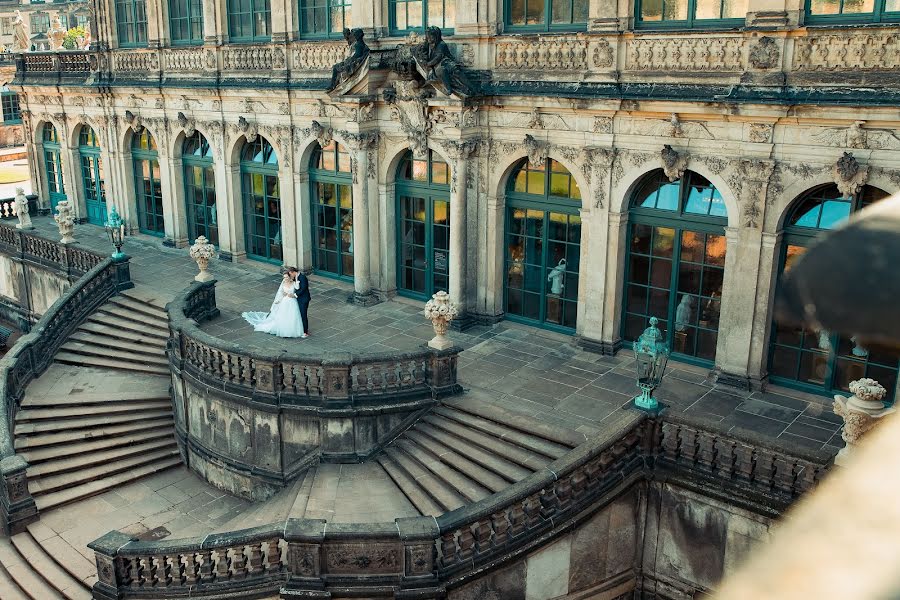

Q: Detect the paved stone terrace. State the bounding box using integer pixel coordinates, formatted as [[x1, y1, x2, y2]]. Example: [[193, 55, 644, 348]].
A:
[[25, 217, 847, 453]]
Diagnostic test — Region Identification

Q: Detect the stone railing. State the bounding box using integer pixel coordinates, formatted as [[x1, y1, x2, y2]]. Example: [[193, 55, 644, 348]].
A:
[[0, 249, 132, 534], [16, 51, 93, 80], [0, 223, 107, 280], [87, 413, 834, 597]]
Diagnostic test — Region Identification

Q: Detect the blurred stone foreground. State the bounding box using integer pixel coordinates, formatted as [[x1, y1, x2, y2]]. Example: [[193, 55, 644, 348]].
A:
[[714, 195, 900, 600]]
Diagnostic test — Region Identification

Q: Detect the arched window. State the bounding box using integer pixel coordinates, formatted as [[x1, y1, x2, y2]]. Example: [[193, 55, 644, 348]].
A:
[[115, 0, 148, 46], [504, 158, 582, 331], [300, 0, 351, 37], [622, 169, 728, 363], [78, 126, 106, 225], [170, 0, 204, 44], [183, 131, 217, 245], [228, 0, 271, 42], [42, 123, 66, 213], [241, 137, 281, 263], [310, 141, 353, 279], [396, 149, 450, 298], [769, 184, 899, 401], [132, 130, 164, 236]]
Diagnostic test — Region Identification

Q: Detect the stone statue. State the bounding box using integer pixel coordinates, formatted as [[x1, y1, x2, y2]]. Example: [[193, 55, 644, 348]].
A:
[[413, 26, 477, 97], [12, 11, 28, 53], [14, 187, 32, 230], [329, 28, 369, 90], [675, 294, 694, 332], [54, 200, 76, 244], [48, 14, 66, 51], [547, 259, 566, 295]]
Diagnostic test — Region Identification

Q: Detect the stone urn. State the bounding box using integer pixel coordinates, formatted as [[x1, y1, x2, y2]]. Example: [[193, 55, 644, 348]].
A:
[[833, 377, 895, 466], [423, 291, 458, 350], [53, 200, 75, 244], [189, 236, 216, 282]]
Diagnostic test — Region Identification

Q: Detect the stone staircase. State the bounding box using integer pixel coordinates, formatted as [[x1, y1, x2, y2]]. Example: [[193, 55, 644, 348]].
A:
[[376, 396, 586, 516], [0, 523, 96, 600], [54, 291, 169, 376]]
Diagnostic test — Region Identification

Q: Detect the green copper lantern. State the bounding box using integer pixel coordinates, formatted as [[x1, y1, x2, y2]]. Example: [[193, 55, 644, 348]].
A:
[[632, 316, 669, 413], [104, 205, 126, 260]]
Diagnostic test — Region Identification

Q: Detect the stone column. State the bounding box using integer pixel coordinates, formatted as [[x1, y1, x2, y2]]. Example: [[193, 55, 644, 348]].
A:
[[294, 171, 313, 272], [270, 0, 293, 41], [746, 231, 781, 385], [168, 155, 190, 247], [444, 139, 478, 329], [204, 0, 226, 44], [279, 163, 299, 267], [345, 133, 378, 305], [157, 149, 183, 246], [212, 150, 235, 259], [376, 181, 397, 296], [224, 161, 247, 260], [58, 140, 80, 221], [590, 0, 622, 32], [475, 192, 504, 322], [596, 210, 628, 354]]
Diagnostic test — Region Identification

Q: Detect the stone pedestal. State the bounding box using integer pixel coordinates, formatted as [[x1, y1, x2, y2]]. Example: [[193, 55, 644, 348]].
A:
[[833, 378, 895, 466]]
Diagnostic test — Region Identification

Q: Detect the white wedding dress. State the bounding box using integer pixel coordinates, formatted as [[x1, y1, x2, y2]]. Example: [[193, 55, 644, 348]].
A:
[[241, 280, 306, 338]]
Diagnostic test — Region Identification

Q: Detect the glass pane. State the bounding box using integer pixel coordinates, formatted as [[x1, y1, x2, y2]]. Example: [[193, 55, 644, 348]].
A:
[[572, 0, 587, 21], [819, 199, 851, 229], [664, 0, 688, 20], [550, 173, 569, 197], [721, 0, 747, 18], [695, 0, 721, 19], [843, 0, 875, 13], [407, 0, 423, 27], [655, 182, 679, 211], [428, 0, 444, 26], [642, 0, 662, 19], [551, 0, 571, 23], [526, 0, 544, 24], [510, 0, 526, 23]]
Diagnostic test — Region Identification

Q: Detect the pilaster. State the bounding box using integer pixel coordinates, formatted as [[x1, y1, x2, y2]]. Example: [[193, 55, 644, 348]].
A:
[[344, 132, 378, 304], [443, 139, 478, 329]]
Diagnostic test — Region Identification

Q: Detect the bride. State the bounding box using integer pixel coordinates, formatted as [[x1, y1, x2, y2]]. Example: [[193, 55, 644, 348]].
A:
[[241, 272, 306, 338]]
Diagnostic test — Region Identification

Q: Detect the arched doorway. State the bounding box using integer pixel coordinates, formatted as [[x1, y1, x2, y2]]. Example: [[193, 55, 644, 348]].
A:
[[310, 140, 353, 280], [622, 169, 728, 364], [503, 158, 582, 331], [183, 131, 217, 245], [132, 129, 164, 236], [396, 149, 450, 299], [240, 136, 281, 263], [42, 123, 66, 213], [769, 184, 899, 401], [78, 126, 106, 225]]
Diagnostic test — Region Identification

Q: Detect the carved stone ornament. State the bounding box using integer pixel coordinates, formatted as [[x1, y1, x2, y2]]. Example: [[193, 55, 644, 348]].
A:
[[832, 152, 869, 197], [387, 80, 431, 158], [524, 135, 548, 169], [311, 120, 333, 148], [54, 200, 76, 245], [748, 36, 780, 69], [329, 28, 370, 91], [833, 377, 895, 466], [660, 145, 687, 182], [124, 110, 143, 133], [237, 116, 258, 143], [177, 111, 195, 137], [408, 26, 478, 98]]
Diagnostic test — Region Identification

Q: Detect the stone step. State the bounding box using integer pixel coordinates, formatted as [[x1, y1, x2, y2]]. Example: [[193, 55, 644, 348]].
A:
[[404, 429, 509, 493], [10, 534, 90, 599], [0, 537, 66, 600], [432, 405, 572, 459], [119, 288, 170, 314], [14, 416, 174, 450], [75, 320, 168, 348], [96, 303, 169, 331], [21, 388, 169, 408], [34, 455, 183, 512], [67, 330, 167, 359], [288, 468, 318, 519], [413, 423, 531, 482], [394, 438, 491, 504], [0, 559, 28, 600], [20, 428, 175, 465], [442, 394, 588, 449], [30, 447, 182, 496], [58, 341, 169, 369], [16, 399, 170, 423], [15, 408, 172, 436], [84, 313, 168, 341], [28, 437, 177, 479], [420, 414, 551, 471], [382, 446, 466, 513], [375, 454, 443, 517], [107, 294, 168, 322], [53, 351, 169, 376], [26, 524, 98, 593]]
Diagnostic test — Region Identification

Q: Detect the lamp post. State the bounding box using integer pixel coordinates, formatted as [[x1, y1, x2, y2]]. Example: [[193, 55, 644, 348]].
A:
[[104, 206, 126, 260], [632, 316, 669, 414]]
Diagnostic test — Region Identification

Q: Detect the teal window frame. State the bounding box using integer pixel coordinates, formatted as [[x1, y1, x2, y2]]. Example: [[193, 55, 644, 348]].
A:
[[504, 0, 588, 32], [805, 0, 900, 23], [131, 130, 164, 236], [78, 126, 107, 226], [634, 0, 746, 29], [2, 92, 21, 124], [227, 0, 272, 42], [768, 184, 898, 403], [395, 150, 451, 300], [503, 158, 583, 334], [42, 123, 66, 214], [169, 0, 205, 45], [183, 131, 218, 246], [389, 0, 455, 35], [116, 0, 148, 47], [299, 0, 352, 38], [621, 169, 729, 368], [240, 137, 282, 264], [310, 141, 354, 280]]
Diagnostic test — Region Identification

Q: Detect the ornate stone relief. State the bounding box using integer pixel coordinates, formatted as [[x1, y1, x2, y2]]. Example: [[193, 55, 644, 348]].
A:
[[625, 37, 745, 72], [235, 116, 258, 143], [294, 42, 348, 71], [164, 47, 207, 72], [386, 80, 431, 158], [311, 120, 333, 148], [748, 36, 780, 69], [581, 147, 617, 208], [278, 102, 290, 115], [693, 155, 728, 175], [832, 152, 868, 197], [660, 145, 687, 182], [793, 33, 900, 72], [335, 131, 377, 183], [634, 115, 713, 139], [726, 159, 776, 229], [813, 122, 900, 150], [495, 36, 588, 71], [124, 110, 143, 133], [592, 116, 613, 134], [440, 139, 479, 192], [113, 51, 159, 73], [223, 46, 273, 71], [176, 112, 195, 137], [748, 123, 774, 144], [126, 94, 145, 108], [592, 39, 614, 68], [524, 135, 548, 168]]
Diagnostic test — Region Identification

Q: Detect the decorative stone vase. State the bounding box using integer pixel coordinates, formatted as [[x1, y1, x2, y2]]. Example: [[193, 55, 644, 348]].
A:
[[53, 201, 75, 244], [833, 377, 895, 466], [14, 187, 32, 230], [189, 236, 216, 282], [423, 291, 458, 350]]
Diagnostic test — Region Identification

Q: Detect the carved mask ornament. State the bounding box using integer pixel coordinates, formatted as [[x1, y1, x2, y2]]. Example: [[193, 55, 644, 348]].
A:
[[524, 134, 548, 168], [660, 144, 687, 182], [833, 152, 869, 197], [238, 116, 258, 143], [311, 120, 333, 148], [177, 111, 195, 137]]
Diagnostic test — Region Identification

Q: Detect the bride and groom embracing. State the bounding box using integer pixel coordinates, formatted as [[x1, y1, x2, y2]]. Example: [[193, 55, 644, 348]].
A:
[[242, 267, 311, 338]]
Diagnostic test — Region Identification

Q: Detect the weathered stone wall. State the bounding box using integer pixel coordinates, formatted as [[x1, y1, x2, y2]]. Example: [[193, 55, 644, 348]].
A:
[[0, 253, 70, 327]]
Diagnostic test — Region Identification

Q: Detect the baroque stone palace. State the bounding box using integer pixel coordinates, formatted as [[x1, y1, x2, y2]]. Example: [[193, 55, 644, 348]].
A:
[[12, 0, 900, 404]]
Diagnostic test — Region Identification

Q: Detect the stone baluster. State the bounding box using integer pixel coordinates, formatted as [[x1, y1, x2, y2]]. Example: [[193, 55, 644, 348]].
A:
[[439, 532, 458, 566], [232, 545, 248, 578], [714, 438, 736, 479], [755, 450, 776, 487], [184, 552, 200, 585], [198, 549, 214, 582], [473, 519, 492, 554], [215, 547, 231, 580], [247, 542, 264, 575], [456, 527, 475, 561], [266, 539, 281, 571], [155, 555, 172, 586]]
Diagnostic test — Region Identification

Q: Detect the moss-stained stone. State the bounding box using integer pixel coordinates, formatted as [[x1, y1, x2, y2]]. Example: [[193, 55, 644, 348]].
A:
[[449, 560, 526, 600]]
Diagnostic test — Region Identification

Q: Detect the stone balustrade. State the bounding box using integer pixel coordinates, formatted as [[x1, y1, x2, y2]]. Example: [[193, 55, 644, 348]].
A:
[[87, 413, 834, 598]]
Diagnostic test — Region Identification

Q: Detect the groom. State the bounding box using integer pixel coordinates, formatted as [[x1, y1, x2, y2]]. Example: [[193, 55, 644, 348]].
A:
[[288, 267, 310, 338]]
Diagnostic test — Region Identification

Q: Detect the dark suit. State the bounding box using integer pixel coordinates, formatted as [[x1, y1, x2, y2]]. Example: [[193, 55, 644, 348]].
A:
[[294, 273, 311, 334]]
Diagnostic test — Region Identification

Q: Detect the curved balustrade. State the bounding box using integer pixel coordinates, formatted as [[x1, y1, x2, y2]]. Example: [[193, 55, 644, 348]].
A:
[[0, 229, 132, 533], [88, 413, 834, 598]]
